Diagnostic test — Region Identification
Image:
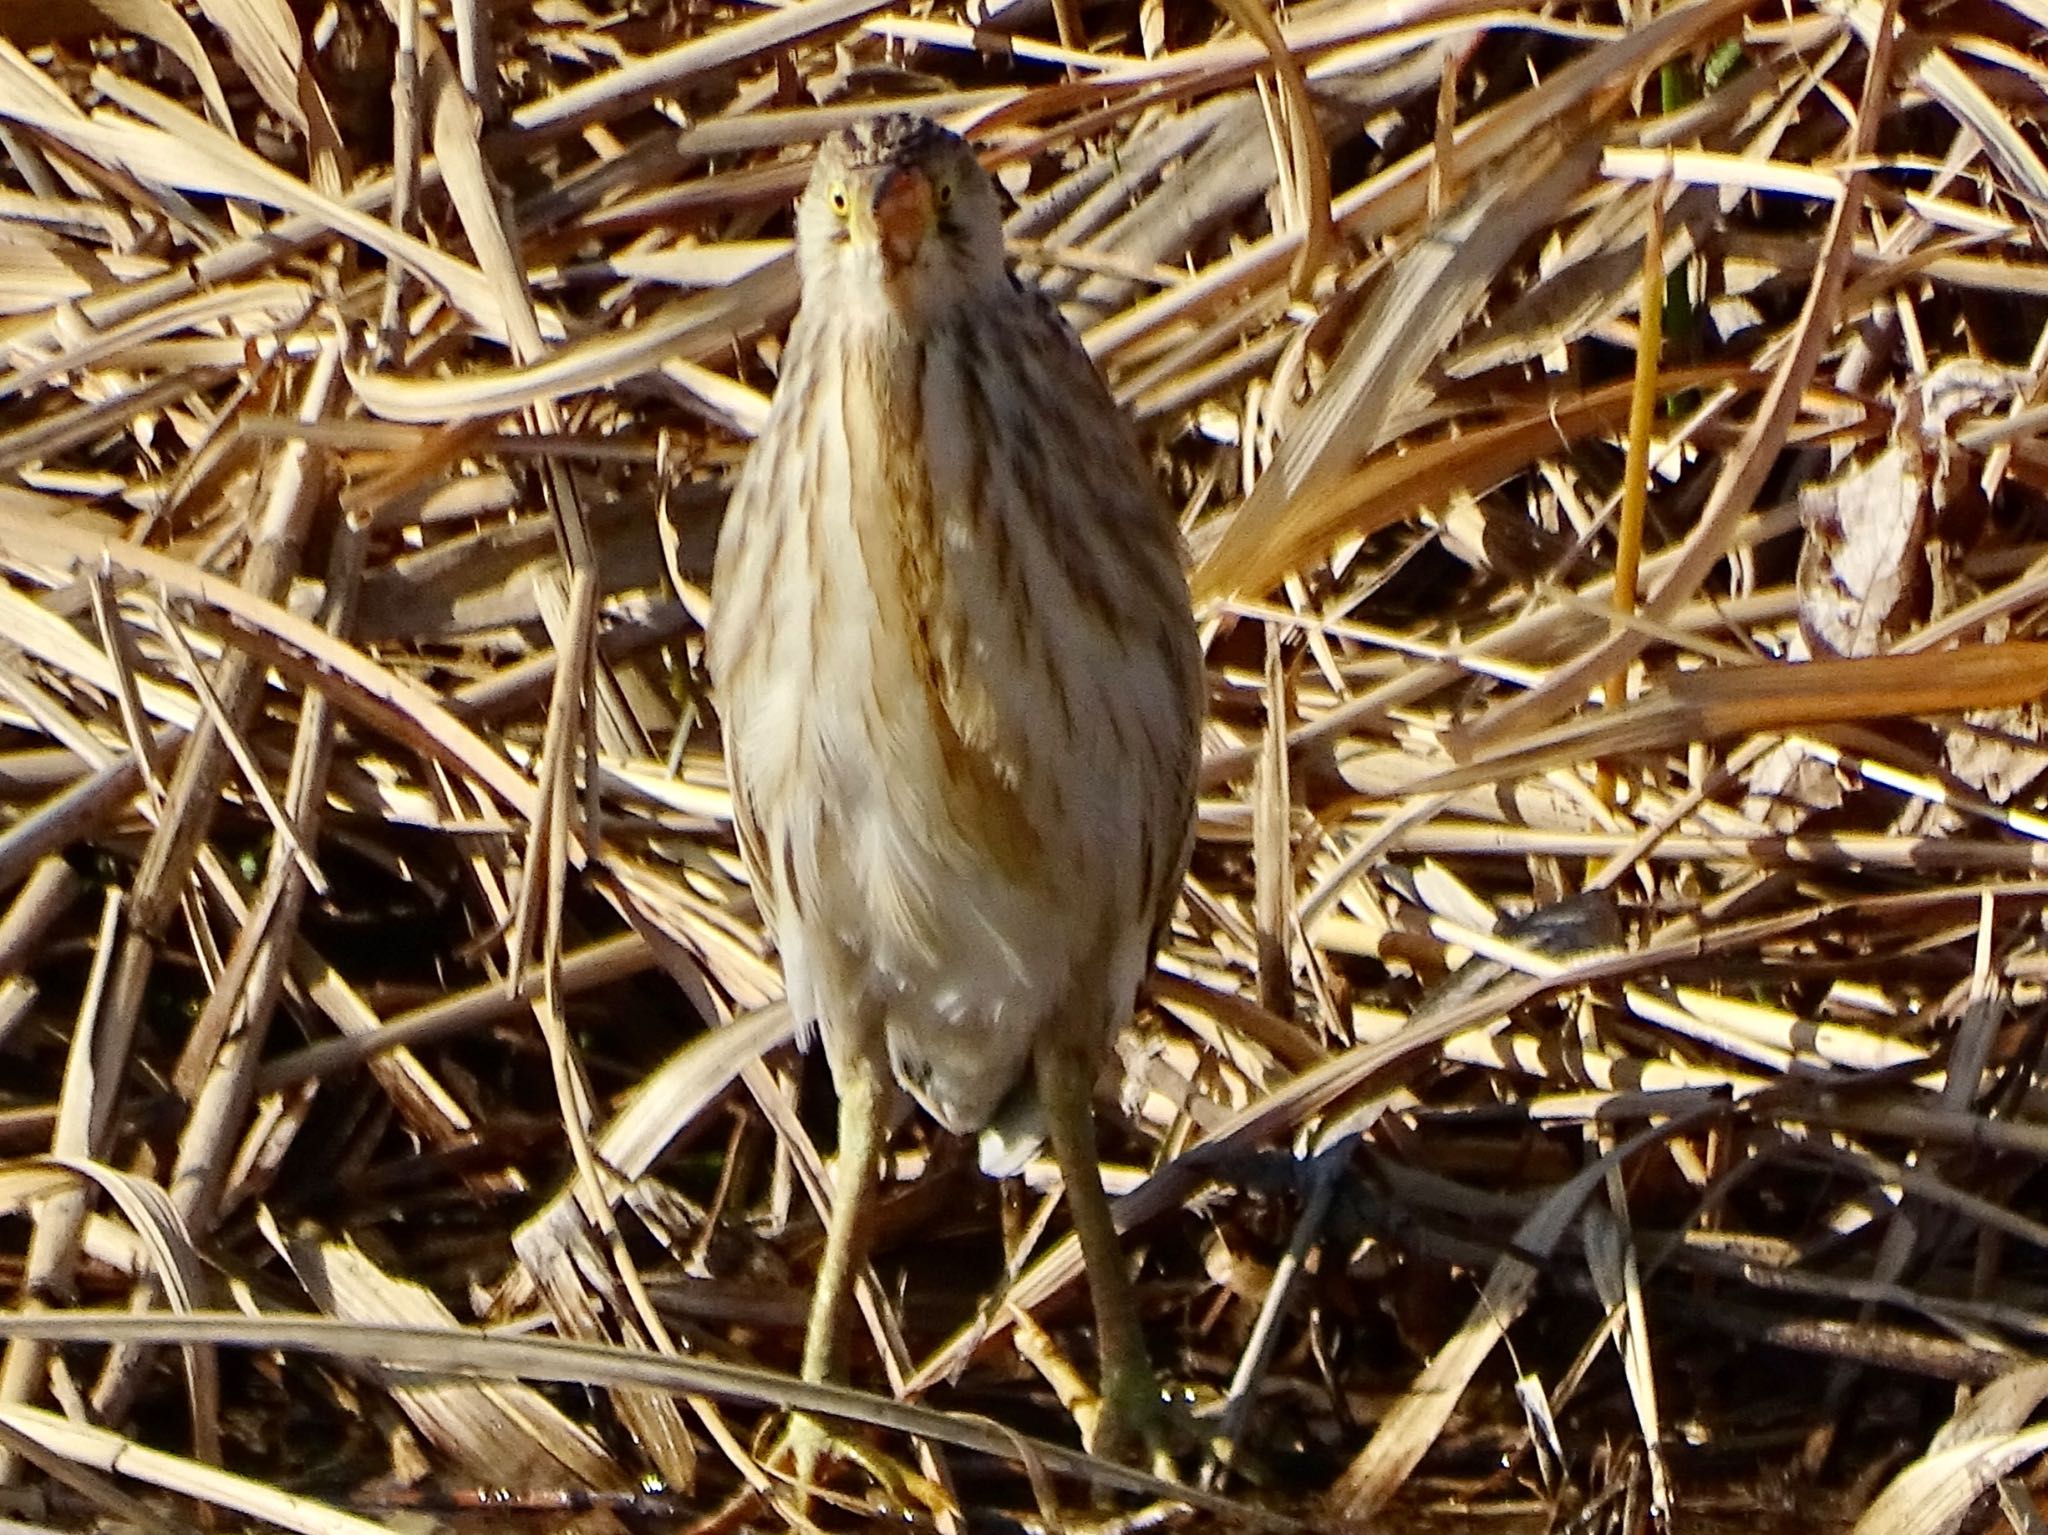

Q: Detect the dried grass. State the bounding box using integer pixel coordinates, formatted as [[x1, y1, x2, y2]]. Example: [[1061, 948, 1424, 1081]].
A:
[[2, 0, 2047, 1529]]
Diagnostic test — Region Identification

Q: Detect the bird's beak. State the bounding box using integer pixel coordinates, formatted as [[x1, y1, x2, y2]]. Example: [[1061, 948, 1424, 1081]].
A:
[[870, 166, 935, 274]]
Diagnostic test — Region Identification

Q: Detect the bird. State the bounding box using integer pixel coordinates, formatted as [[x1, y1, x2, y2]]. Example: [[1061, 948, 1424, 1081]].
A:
[[698, 113, 1204, 1470]]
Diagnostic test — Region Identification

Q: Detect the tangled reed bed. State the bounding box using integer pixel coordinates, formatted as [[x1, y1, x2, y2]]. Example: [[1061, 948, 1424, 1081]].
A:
[[2, 0, 2048, 1528]]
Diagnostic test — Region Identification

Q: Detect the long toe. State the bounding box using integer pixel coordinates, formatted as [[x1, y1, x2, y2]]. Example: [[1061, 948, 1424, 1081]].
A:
[[1089, 1360, 1188, 1481], [769, 1412, 957, 1523]]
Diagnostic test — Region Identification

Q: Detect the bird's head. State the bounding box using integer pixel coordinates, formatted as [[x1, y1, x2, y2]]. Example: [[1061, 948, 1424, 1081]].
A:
[[795, 115, 1008, 321]]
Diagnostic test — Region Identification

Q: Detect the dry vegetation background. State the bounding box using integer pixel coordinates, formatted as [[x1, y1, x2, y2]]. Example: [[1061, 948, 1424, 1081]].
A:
[[1, 0, 2047, 1528]]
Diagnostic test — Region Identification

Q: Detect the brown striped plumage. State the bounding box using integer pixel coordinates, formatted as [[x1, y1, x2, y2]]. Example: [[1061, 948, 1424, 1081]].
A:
[[700, 114, 1202, 1467]]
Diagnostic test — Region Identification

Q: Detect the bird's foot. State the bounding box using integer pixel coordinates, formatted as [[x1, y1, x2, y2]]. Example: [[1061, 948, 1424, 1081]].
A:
[[1083, 1359, 1194, 1480], [1014, 1310, 1190, 1479], [765, 1413, 955, 1522]]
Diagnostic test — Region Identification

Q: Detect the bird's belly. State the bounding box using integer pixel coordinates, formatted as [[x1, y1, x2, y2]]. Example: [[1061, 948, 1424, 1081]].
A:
[[720, 332, 1188, 1136], [779, 606, 1072, 1133]]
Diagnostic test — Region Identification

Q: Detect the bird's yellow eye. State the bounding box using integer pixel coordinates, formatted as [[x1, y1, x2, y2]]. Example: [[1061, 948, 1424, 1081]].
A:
[[827, 183, 850, 217], [935, 180, 955, 207]]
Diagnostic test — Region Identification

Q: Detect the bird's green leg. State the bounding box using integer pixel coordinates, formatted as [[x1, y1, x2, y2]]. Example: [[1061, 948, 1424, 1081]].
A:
[[801, 1050, 889, 1386], [785, 1039, 893, 1492], [1033, 1033, 1174, 1476], [770, 1041, 955, 1522]]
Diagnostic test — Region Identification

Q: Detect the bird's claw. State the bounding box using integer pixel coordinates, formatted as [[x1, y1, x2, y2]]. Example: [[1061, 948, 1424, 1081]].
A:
[[1081, 1366, 1194, 1481], [766, 1413, 955, 1521]]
